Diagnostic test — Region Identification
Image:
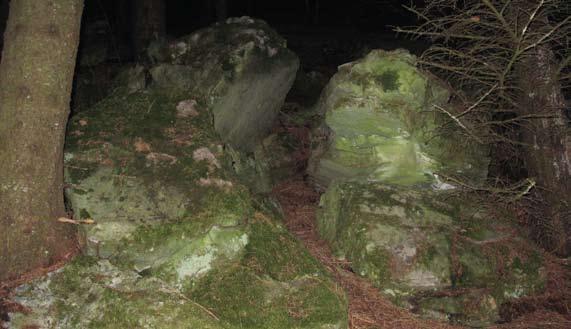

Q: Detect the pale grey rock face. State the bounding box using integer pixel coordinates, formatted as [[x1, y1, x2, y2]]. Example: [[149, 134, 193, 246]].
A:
[[148, 17, 299, 151]]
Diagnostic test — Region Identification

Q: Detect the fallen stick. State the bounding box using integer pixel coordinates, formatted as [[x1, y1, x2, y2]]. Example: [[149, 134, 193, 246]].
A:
[[57, 217, 95, 225]]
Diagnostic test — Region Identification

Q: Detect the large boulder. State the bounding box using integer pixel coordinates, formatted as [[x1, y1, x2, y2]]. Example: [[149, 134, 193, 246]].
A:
[[148, 17, 299, 151], [9, 219, 347, 329], [317, 181, 545, 326], [307, 49, 489, 188], [310, 49, 545, 327], [6, 54, 345, 329]]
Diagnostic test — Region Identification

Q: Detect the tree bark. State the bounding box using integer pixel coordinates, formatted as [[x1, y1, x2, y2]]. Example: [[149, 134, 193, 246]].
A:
[[0, 0, 83, 281], [215, 0, 227, 22], [0, 0, 9, 59], [304, 0, 320, 26], [132, 0, 165, 59], [246, 0, 256, 18], [517, 46, 571, 255], [113, 0, 133, 60]]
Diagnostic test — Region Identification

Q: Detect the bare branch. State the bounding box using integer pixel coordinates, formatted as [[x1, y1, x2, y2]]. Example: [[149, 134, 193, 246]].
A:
[[394, 27, 492, 41], [433, 104, 484, 144], [523, 15, 571, 51], [520, 0, 545, 39]]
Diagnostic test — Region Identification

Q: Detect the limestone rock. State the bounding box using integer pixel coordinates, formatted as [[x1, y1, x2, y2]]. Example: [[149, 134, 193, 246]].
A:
[[7, 78, 346, 328], [149, 17, 299, 151], [307, 49, 489, 188], [317, 181, 545, 326]]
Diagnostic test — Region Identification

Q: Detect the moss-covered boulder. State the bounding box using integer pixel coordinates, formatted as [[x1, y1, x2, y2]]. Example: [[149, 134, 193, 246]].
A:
[[64, 89, 229, 259], [307, 49, 488, 188], [148, 17, 299, 151], [317, 181, 545, 326], [9, 216, 347, 329], [7, 62, 345, 327]]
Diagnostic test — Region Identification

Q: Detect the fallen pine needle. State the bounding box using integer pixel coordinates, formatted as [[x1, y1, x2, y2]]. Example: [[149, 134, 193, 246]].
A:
[[158, 287, 220, 321], [57, 217, 95, 225]]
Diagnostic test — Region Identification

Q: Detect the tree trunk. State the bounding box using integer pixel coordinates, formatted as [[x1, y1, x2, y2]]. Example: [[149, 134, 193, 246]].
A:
[[132, 0, 165, 59], [304, 0, 320, 26], [114, 0, 133, 60], [246, 0, 256, 18], [215, 0, 227, 22], [517, 46, 571, 255], [0, 0, 9, 59], [0, 0, 83, 281]]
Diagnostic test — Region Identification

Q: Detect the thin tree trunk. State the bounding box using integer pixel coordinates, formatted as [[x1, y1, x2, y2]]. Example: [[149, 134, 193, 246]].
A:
[[0, 0, 9, 59], [0, 0, 83, 281], [305, 0, 320, 25], [517, 46, 571, 255], [114, 0, 133, 60], [246, 0, 256, 18], [215, 0, 227, 22], [132, 0, 165, 59], [199, 0, 213, 26]]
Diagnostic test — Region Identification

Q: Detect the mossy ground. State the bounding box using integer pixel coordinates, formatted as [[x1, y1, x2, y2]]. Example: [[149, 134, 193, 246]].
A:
[[191, 214, 347, 329]]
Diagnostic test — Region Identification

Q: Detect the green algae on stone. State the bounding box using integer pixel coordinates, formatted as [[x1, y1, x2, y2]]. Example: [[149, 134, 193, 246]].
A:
[[63, 86, 245, 258], [66, 167, 189, 258], [8, 258, 225, 329], [307, 49, 541, 327], [109, 218, 249, 284], [85, 184, 256, 283], [308, 49, 489, 188], [62, 86, 254, 289], [157, 225, 249, 288], [316, 180, 545, 326], [8, 218, 348, 329], [16, 91, 347, 329]]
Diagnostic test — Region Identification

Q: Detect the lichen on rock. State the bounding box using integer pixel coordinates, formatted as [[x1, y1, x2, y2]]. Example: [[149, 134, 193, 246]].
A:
[[7, 18, 346, 329], [316, 180, 545, 326], [308, 49, 489, 188], [148, 17, 299, 152], [304, 49, 542, 326]]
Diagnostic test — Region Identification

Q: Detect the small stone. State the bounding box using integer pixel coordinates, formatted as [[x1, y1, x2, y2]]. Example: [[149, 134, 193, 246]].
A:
[[193, 147, 220, 170], [176, 99, 199, 118]]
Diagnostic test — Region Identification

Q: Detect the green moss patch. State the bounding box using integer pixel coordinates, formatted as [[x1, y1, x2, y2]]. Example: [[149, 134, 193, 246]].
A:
[[308, 49, 489, 188], [10, 257, 224, 329], [244, 218, 324, 281], [194, 214, 348, 329], [315, 180, 545, 326]]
